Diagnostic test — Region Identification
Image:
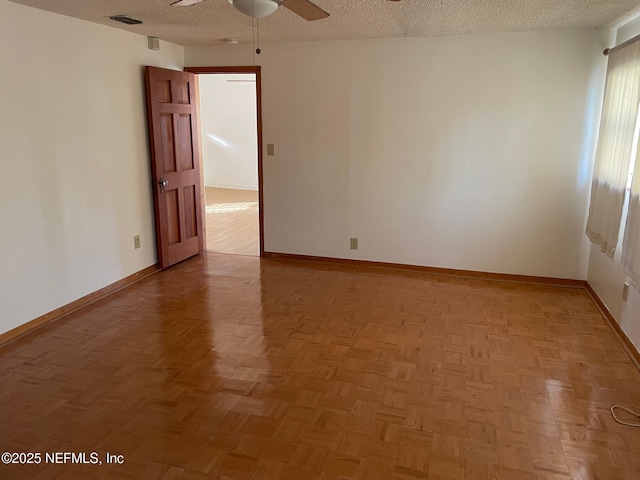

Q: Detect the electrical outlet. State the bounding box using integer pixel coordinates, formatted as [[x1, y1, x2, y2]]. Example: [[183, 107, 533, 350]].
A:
[[350, 238, 358, 250], [267, 144, 275, 156], [623, 282, 630, 301], [134, 235, 141, 249]]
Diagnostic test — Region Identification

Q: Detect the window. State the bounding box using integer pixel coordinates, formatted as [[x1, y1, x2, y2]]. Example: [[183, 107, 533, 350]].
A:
[[586, 41, 640, 289]]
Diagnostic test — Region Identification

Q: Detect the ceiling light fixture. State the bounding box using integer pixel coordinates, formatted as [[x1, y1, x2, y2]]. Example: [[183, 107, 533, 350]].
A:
[[229, 0, 283, 19]]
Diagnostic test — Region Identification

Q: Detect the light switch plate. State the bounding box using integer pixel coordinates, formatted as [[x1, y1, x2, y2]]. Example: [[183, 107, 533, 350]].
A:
[[267, 144, 275, 156]]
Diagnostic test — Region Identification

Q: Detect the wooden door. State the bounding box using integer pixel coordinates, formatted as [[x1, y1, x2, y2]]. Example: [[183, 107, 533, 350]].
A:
[[145, 66, 203, 268]]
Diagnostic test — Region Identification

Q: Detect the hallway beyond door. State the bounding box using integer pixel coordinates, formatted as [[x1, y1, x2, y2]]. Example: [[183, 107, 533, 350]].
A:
[[205, 187, 259, 256]]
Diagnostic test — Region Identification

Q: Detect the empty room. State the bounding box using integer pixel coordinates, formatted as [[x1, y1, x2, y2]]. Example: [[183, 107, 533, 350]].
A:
[[2, 0, 640, 479]]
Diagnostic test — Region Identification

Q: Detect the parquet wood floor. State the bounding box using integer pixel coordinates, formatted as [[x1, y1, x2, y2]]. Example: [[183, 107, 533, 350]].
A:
[[205, 187, 259, 256], [1, 253, 640, 479]]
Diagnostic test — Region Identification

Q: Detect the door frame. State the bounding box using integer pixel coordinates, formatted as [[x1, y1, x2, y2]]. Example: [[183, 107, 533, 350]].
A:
[[185, 66, 264, 257]]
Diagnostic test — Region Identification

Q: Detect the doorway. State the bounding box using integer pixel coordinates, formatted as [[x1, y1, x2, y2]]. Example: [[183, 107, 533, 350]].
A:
[[188, 67, 263, 256]]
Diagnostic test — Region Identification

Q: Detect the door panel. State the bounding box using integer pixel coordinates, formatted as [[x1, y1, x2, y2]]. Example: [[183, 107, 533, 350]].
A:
[[160, 114, 177, 173], [177, 114, 195, 171], [145, 66, 204, 268], [175, 82, 190, 104], [157, 79, 172, 103], [183, 185, 197, 239]]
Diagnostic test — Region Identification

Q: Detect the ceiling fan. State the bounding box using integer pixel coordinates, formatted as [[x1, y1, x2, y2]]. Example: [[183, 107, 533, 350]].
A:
[[170, 0, 330, 21]]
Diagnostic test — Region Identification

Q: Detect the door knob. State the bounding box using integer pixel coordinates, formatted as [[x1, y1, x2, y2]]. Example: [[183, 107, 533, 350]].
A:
[[159, 179, 169, 187]]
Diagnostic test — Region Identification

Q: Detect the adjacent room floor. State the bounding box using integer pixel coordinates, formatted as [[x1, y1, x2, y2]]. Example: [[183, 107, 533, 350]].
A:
[[205, 187, 259, 256], [1, 253, 640, 479]]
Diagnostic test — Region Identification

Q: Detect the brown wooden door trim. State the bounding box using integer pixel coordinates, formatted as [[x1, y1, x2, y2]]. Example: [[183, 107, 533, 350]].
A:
[[185, 66, 264, 257]]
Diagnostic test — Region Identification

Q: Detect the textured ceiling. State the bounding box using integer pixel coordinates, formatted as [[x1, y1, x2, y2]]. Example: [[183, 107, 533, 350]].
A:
[[8, 0, 640, 47]]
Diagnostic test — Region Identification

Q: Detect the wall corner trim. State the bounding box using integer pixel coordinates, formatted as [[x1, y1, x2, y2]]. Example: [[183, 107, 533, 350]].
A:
[[585, 282, 640, 369], [0, 264, 161, 347]]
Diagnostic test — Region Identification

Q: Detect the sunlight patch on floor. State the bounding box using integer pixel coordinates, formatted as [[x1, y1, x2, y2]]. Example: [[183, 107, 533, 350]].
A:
[[206, 202, 258, 214]]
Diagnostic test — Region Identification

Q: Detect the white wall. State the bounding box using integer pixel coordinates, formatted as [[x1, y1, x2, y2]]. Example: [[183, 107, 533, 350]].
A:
[[587, 18, 640, 351], [0, 0, 184, 336], [200, 74, 258, 190], [186, 31, 605, 279]]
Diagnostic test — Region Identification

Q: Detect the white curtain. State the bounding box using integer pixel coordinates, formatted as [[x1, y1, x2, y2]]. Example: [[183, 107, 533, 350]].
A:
[[586, 43, 640, 258], [622, 155, 640, 288]]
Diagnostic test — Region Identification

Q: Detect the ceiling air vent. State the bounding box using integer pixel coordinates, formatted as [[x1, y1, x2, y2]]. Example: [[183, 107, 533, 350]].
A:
[[109, 15, 143, 25]]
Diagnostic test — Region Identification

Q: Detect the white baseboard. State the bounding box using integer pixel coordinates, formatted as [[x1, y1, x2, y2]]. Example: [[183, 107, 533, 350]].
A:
[[205, 183, 258, 191]]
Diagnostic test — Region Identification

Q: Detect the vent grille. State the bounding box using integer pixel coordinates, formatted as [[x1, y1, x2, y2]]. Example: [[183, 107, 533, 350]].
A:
[[109, 15, 143, 25]]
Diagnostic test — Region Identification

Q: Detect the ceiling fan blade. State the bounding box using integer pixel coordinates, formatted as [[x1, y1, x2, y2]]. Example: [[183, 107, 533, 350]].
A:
[[170, 0, 205, 6], [282, 0, 329, 21]]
